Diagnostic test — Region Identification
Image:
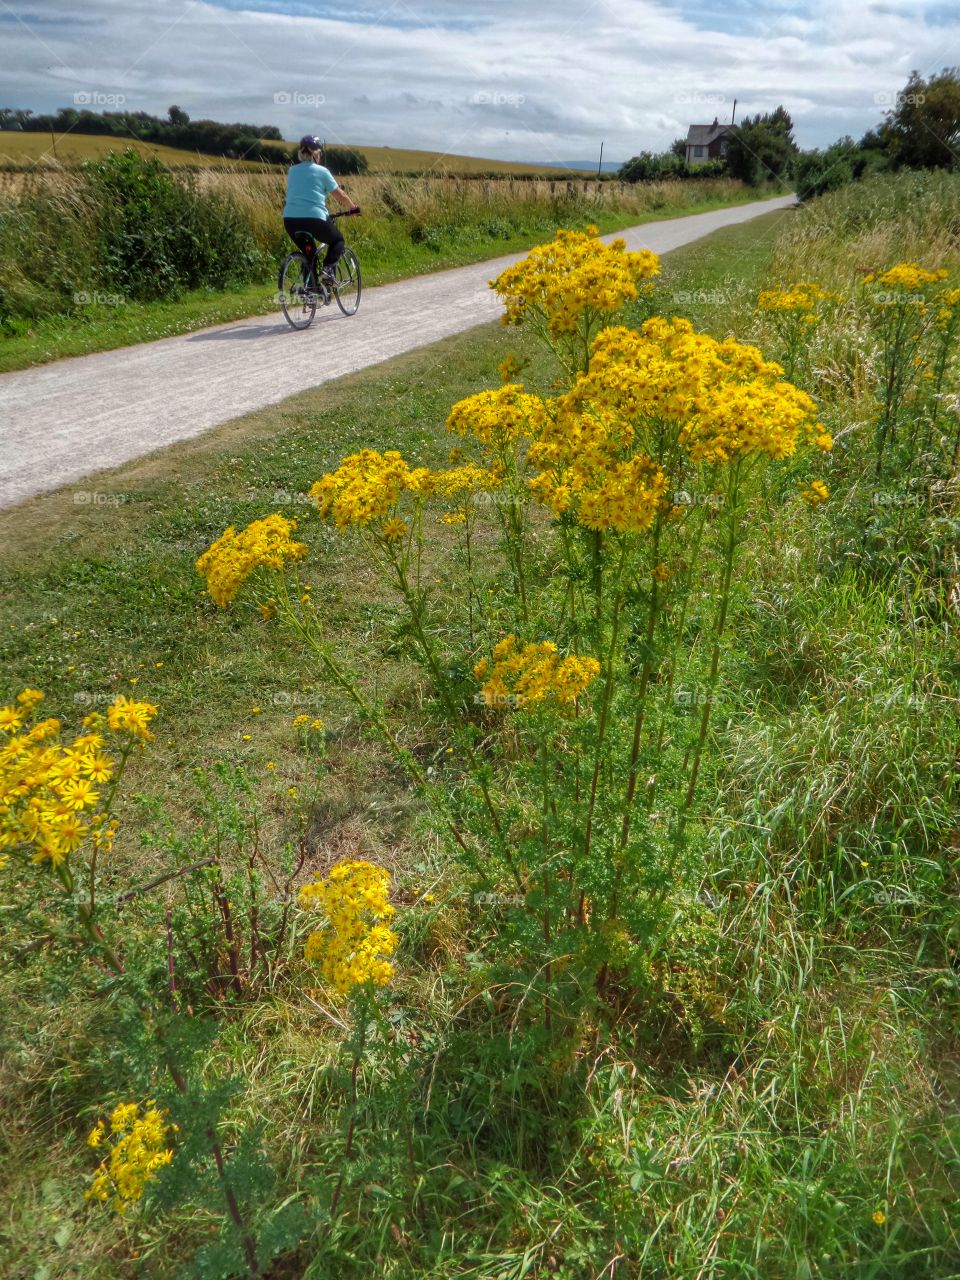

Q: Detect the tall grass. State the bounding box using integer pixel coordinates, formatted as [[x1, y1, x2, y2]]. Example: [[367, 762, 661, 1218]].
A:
[[5, 177, 957, 1278], [774, 170, 960, 284], [0, 154, 749, 334]]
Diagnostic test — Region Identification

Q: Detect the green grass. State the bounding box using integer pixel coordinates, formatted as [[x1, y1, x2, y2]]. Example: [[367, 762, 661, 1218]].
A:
[[0, 191, 771, 373], [3, 203, 958, 1279]]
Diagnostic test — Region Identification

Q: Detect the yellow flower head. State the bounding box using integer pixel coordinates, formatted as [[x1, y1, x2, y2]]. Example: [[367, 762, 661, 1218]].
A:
[[196, 514, 308, 608], [0, 691, 152, 870], [298, 859, 398, 995], [492, 226, 660, 338], [799, 478, 829, 507], [107, 695, 158, 742], [85, 1101, 176, 1214], [475, 636, 600, 711]]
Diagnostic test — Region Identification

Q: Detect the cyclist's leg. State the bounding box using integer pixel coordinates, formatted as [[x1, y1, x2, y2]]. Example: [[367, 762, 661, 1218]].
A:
[[283, 217, 327, 287], [315, 218, 346, 275]]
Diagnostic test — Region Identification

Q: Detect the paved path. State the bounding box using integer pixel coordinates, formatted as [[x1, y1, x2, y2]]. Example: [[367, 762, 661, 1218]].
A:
[[0, 195, 795, 507]]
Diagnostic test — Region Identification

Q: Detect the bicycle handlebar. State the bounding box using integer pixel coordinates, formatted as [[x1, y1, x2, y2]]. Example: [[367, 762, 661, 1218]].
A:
[[330, 208, 361, 219]]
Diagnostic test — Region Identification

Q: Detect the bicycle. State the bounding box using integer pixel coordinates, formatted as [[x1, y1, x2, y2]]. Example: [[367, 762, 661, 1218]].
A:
[[278, 211, 362, 330]]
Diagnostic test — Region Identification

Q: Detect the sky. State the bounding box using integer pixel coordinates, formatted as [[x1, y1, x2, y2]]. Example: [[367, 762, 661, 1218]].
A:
[[1, 0, 957, 163]]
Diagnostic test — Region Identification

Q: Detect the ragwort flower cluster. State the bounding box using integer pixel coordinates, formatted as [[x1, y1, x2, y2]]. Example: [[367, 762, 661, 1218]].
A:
[[520, 319, 830, 529], [86, 1101, 176, 1213], [863, 263, 948, 291], [196, 514, 307, 607], [0, 690, 156, 870], [492, 225, 660, 339], [298, 859, 398, 995], [757, 281, 837, 318], [474, 637, 600, 709]]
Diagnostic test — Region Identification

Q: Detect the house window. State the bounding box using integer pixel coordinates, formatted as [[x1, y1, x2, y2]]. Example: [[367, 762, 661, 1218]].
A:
[[693, 145, 705, 158]]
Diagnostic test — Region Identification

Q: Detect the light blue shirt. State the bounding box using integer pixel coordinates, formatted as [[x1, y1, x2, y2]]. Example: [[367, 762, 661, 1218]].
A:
[[283, 162, 338, 219]]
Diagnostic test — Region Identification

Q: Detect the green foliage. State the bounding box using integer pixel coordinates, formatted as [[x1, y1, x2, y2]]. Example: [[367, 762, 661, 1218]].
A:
[[84, 151, 268, 301], [619, 150, 726, 182], [794, 136, 886, 200], [321, 144, 369, 176], [0, 104, 288, 165], [725, 105, 797, 185], [4, 190, 960, 1276], [884, 67, 960, 170]]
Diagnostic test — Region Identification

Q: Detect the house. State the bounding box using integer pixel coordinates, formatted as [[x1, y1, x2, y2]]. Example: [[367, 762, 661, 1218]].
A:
[[685, 118, 732, 166]]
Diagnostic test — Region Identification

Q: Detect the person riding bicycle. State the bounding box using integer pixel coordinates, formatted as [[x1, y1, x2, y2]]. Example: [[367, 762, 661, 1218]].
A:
[[283, 136, 360, 286]]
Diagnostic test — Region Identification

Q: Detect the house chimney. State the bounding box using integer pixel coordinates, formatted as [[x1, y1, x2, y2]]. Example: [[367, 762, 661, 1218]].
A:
[[712, 116, 718, 127]]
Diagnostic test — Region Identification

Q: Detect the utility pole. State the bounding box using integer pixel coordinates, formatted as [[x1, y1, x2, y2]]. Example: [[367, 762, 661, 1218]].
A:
[[731, 99, 737, 125], [597, 139, 604, 177]]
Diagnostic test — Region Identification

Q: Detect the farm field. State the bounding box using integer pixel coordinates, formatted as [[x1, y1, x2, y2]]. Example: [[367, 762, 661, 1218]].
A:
[[0, 130, 573, 176], [2, 175, 959, 1279]]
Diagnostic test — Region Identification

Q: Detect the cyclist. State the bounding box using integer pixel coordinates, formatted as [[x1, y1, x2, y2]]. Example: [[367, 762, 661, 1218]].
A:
[[283, 135, 360, 286]]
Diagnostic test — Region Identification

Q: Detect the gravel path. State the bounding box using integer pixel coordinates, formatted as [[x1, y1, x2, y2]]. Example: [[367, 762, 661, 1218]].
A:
[[0, 195, 795, 508]]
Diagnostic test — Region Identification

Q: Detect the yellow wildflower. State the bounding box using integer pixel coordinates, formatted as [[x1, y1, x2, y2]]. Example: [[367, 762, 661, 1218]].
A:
[[298, 859, 398, 995], [196, 514, 307, 608], [492, 225, 660, 339], [475, 636, 600, 710], [86, 1101, 176, 1214], [799, 479, 829, 506]]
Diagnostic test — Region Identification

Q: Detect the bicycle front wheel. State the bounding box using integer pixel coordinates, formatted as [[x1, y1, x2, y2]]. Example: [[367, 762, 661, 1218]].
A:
[[333, 249, 361, 316], [279, 252, 317, 330]]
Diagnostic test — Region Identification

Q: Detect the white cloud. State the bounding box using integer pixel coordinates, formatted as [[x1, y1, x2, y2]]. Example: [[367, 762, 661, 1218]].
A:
[[2, 0, 958, 160]]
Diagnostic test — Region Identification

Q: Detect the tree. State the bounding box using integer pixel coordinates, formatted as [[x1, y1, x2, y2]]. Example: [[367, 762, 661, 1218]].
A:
[[168, 105, 190, 127], [884, 68, 960, 169], [725, 106, 797, 185], [670, 136, 687, 159]]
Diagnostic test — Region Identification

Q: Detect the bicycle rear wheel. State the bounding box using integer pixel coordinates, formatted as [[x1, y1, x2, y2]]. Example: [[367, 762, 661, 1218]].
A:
[[279, 252, 317, 330], [333, 249, 361, 316]]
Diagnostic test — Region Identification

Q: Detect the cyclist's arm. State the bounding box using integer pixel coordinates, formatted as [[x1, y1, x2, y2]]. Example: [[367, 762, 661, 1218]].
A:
[[330, 185, 360, 214]]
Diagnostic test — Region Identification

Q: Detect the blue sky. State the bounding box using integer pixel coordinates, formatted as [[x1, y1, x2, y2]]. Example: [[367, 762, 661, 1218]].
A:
[[2, 0, 956, 162]]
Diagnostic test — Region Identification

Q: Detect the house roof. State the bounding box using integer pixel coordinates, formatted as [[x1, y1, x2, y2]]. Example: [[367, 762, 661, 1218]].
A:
[[685, 120, 732, 145]]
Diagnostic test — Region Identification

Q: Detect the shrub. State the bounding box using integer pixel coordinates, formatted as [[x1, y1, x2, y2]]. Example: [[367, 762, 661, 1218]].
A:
[[84, 150, 267, 301]]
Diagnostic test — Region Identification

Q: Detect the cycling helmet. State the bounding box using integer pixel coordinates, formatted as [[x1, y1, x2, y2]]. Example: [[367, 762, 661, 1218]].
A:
[[299, 135, 323, 151]]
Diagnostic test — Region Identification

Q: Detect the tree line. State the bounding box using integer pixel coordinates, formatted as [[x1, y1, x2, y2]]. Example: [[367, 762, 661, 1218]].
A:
[[0, 105, 369, 174], [619, 67, 960, 198]]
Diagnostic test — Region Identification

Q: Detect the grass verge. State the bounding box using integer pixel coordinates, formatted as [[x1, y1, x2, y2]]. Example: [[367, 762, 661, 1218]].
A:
[[0, 190, 774, 373], [3, 203, 957, 1279]]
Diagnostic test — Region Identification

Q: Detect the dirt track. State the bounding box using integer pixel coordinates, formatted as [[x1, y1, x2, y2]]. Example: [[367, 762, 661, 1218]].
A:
[[0, 195, 795, 508]]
